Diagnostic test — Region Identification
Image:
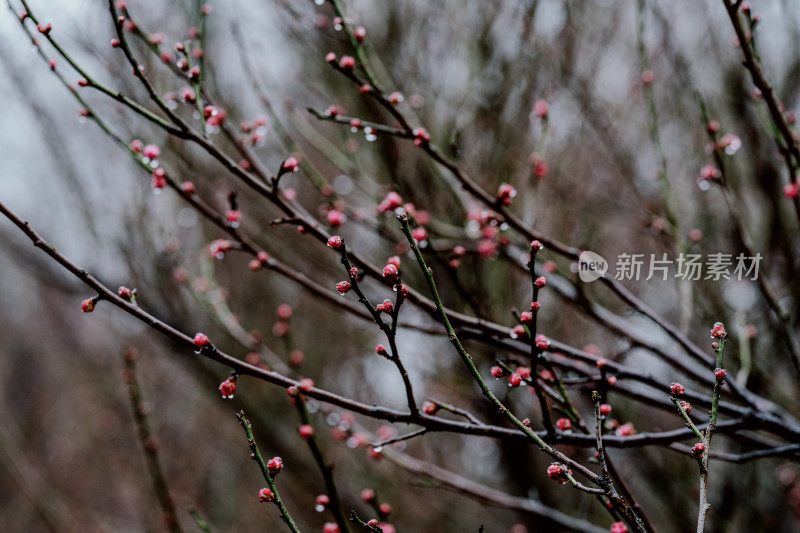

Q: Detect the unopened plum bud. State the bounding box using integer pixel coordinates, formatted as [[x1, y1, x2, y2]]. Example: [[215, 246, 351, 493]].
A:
[[81, 298, 96, 313]]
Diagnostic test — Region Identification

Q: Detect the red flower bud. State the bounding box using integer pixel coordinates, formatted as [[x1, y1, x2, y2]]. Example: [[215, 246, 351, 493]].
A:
[[534, 276, 547, 289], [599, 403, 612, 416], [692, 442, 706, 458], [258, 488, 274, 502], [546, 462, 570, 483], [219, 377, 236, 399], [142, 144, 160, 160], [354, 26, 366, 42], [670, 382, 685, 395], [383, 263, 399, 283], [422, 401, 438, 415], [610, 522, 629, 533], [375, 345, 388, 356], [327, 236, 343, 249], [376, 299, 394, 314], [339, 55, 355, 70], [193, 333, 212, 351], [298, 424, 314, 439], [267, 456, 283, 475], [81, 298, 96, 313], [556, 418, 572, 431], [535, 334, 549, 350], [282, 157, 299, 173], [336, 281, 351, 295], [710, 322, 727, 339]]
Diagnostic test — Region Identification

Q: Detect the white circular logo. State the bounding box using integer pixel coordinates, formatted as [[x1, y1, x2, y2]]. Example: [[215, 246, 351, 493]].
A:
[[578, 251, 608, 282]]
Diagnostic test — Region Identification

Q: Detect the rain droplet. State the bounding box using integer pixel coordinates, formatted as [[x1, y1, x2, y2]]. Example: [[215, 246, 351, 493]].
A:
[[215, 252, 225, 259], [372, 446, 383, 453], [78, 116, 87, 124], [315, 504, 325, 512], [152, 188, 162, 195], [326, 413, 340, 426], [228, 221, 240, 229], [510, 331, 519, 339], [365, 132, 377, 142], [314, 0, 324, 4], [697, 178, 711, 191]]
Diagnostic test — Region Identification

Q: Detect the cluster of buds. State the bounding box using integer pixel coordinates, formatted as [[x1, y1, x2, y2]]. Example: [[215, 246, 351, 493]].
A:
[[680, 401, 692, 414], [203, 105, 226, 127], [376, 299, 394, 314], [258, 487, 275, 502], [546, 462, 571, 484], [710, 322, 727, 339], [670, 382, 685, 395]]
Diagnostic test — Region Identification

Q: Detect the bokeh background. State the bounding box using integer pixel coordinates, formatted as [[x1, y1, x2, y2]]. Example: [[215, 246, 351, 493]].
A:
[[1, 0, 800, 531]]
